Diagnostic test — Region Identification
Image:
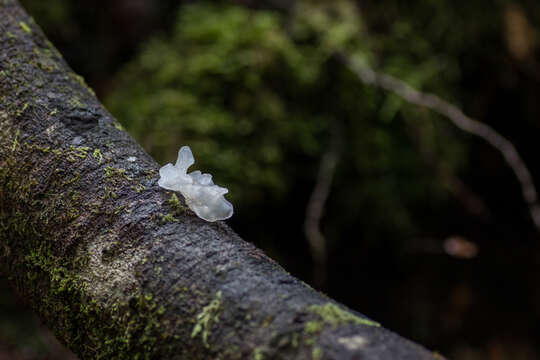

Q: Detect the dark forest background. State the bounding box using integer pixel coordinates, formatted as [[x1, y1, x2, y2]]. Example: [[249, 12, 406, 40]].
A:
[[2, 0, 540, 359]]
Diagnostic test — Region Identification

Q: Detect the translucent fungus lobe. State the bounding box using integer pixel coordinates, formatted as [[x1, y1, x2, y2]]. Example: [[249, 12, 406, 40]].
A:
[[158, 146, 233, 222]]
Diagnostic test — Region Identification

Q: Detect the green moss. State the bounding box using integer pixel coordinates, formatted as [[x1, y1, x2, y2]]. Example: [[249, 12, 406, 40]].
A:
[[253, 347, 265, 360], [168, 193, 187, 214], [312, 346, 323, 360], [80, 293, 172, 359], [288, 332, 298, 348], [305, 320, 323, 334], [145, 169, 157, 180], [163, 194, 187, 221], [191, 291, 222, 348], [104, 166, 116, 177], [308, 302, 380, 328], [69, 145, 89, 159], [11, 128, 19, 152], [160, 213, 178, 223], [71, 192, 81, 202], [35, 57, 57, 73], [68, 96, 87, 109], [104, 189, 118, 200], [103, 166, 132, 189], [133, 184, 146, 193], [70, 73, 96, 96], [24, 247, 79, 298], [0, 18, 185, 360], [19, 21, 31, 34], [24, 143, 51, 153], [297, 302, 380, 354], [92, 148, 103, 164], [104, 166, 130, 180], [62, 173, 81, 186]]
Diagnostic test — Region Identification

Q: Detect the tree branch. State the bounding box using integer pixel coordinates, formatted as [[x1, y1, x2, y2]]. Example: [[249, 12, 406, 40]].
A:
[[342, 54, 540, 232], [304, 124, 342, 290], [0, 1, 442, 359]]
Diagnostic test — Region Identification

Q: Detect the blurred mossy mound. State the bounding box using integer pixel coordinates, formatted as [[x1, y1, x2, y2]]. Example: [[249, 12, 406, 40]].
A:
[[105, 1, 465, 243]]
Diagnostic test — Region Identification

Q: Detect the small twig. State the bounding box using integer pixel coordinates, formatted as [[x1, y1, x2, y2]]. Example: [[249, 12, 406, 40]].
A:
[[341, 54, 540, 232], [304, 125, 342, 288], [305, 151, 338, 261]]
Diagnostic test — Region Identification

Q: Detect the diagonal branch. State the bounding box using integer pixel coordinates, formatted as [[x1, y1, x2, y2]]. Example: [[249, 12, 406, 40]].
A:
[[0, 1, 443, 359], [304, 143, 339, 288], [341, 54, 540, 232]]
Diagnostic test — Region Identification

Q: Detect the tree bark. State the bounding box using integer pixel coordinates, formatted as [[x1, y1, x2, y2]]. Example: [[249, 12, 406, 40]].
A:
[[0, 1, 443, 359]]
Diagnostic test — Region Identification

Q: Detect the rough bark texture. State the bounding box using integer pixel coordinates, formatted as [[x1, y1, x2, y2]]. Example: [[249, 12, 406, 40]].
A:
[[0, 1, 443, 359]]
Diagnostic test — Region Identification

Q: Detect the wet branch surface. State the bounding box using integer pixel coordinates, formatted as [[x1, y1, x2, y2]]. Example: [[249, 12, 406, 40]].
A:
[[0, 1, 441, 359]]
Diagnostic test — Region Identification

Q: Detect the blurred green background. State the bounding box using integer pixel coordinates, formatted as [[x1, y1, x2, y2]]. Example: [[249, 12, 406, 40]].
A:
[[3, 0, 540, 359]]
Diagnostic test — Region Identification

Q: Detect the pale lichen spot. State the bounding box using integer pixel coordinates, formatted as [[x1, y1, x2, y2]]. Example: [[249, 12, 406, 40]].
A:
[[72, 136, 84, 145], [338, 335, 368, 351], [45, 123, 61, 139], [77, 236, 149, 303]]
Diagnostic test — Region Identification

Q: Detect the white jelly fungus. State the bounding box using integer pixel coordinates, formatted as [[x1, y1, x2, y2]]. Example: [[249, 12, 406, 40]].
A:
[[158, 146, 233, 222]]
